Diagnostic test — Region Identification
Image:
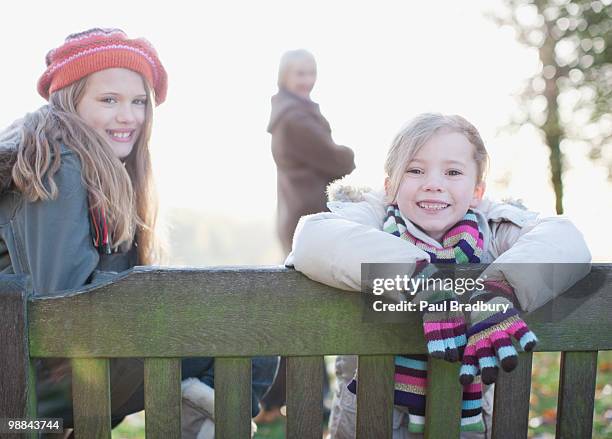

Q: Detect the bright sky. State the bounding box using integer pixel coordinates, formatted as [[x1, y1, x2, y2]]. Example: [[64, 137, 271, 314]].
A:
[[1, 0, 610, 260]]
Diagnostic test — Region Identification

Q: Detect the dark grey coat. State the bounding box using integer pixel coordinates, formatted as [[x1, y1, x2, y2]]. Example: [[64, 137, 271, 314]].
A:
[[0, 130, 140, 427], [0, 138, 136, 297]]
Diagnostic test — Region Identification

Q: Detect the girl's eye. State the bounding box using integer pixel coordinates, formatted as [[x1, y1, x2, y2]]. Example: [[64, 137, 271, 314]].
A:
[[133, 98, 147, 105], [447, 170, 463, 176], [101, 97, 117, 104], [406, 168, 423, 175]]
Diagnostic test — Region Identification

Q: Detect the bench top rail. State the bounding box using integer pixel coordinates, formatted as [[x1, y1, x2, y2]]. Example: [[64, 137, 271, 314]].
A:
[[27, 265, 612, 358]]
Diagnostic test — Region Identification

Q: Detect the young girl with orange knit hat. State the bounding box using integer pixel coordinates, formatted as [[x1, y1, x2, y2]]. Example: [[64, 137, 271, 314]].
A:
[[0, 28, 167, 434], [0, 28, 273, 438]]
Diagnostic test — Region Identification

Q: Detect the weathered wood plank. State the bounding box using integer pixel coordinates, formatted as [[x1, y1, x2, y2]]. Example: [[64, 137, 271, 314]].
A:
[[286, 356, 324, 439], [556, 351, 598, 439], [144, 358, 182, 439], [492, 352, 533, 438], [425, 359, 461, 439], [27, 266, 612, 357], [0, 276, 33, 439], [215, 357, 251, 439], [356, 355, 394, 439], [72, 358, 111, 439], [25, 360, 38, 439]]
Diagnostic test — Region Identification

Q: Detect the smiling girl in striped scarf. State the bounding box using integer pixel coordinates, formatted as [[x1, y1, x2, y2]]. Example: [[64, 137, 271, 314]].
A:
[[287, 113, 591, 438]]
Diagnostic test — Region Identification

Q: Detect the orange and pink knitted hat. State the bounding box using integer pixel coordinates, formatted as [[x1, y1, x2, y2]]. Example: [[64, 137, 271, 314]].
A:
[[37, 28, 168, 106]]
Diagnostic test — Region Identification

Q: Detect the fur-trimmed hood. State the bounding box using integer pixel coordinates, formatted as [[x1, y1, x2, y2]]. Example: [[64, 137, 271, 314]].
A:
[[325, 176, 530, 220], [326, 179, 376, 203]]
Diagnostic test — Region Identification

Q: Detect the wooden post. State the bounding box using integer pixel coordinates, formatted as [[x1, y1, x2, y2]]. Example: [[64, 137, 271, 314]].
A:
[[286, 356, 324, 439], [492, 352, 533, 438], [72, 358, 112, 438], [425, 359, 462, 438], [144, 358, 182, 439], [215, 357, 252, 439], [556, 351, 598, 439], [356, 355, 395, 439], [0, 276, 36, 439]]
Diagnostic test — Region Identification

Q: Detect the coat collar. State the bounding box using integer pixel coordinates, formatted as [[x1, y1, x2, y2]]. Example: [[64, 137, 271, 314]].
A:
[[326, 180, 537, 249], [267, 88, 321, 133]]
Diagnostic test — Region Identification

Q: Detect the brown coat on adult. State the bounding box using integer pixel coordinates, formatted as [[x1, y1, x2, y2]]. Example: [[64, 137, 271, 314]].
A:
[[268, 88, 355, 255]]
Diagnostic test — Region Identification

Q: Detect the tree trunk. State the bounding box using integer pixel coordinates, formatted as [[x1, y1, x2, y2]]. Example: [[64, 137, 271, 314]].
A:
[[539, 17, 565, 214]]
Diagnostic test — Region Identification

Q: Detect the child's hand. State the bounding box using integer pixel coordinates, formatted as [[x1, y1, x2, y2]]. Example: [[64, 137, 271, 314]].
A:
[[421, 301, 467, 362], [413, 264, 467, 362], [459, 284, 537, 385]]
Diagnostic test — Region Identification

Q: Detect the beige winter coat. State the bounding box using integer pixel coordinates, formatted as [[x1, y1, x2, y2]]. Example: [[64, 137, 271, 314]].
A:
[[287, 183, 591, 312], [286, 183, 591, 439]]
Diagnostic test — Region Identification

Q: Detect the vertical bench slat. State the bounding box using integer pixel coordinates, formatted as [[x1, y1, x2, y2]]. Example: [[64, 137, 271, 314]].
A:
[[356, 355, 394, 439], [286, 356, 324, 439], [26, 360, 38, 439], [0, 278, 34, 439], [144, 358, 182, 439], [72, 358, 111, 439], [491, 352, 533, 438], [215, 357, 252, 439], [425, 359, 461, 439], [556, 351, 598, 439]]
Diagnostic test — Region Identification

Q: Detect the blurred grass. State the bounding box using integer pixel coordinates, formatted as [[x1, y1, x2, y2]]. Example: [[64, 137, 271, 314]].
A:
[[111, 351, 612, 439], [253, 417, 287, 438], [528, 351, 612, 439]]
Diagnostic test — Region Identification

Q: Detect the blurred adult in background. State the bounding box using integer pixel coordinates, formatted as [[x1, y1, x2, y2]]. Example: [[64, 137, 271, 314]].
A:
[[268, 49, 355, 256], [0, 28, 274, 439], [261, 49, 355, 424]]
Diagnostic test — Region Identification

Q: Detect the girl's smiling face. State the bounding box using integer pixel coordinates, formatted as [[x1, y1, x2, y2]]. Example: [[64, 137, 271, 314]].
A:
[[391, 130, 485, 242], [76, 68, 147, 159]]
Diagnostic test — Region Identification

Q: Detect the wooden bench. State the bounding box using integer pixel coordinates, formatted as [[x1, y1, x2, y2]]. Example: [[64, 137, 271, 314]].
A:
[[1, 264, 610, 438]]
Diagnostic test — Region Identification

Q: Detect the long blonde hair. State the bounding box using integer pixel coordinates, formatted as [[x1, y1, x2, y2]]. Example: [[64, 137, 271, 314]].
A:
[[10, 75, 159, 264], [384, 113, 489, 203]]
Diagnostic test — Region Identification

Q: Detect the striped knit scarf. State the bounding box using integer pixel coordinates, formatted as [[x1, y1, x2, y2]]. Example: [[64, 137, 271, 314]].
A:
[[383, 204, 483, 263], [385, 204, 485, 433]]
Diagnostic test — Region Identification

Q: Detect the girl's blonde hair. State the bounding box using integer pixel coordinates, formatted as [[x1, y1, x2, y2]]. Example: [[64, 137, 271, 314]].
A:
[[10, 75, 159, 264], [384, 113, 489, 203], [277, 49, 316, 88]]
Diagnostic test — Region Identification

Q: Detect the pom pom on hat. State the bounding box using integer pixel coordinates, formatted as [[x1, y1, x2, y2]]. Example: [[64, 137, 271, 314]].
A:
[[37, 28, 168, 105]]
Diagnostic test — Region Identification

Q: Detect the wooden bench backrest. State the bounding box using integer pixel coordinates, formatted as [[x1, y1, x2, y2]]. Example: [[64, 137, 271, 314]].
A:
[[1, 265, 610, 438]]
